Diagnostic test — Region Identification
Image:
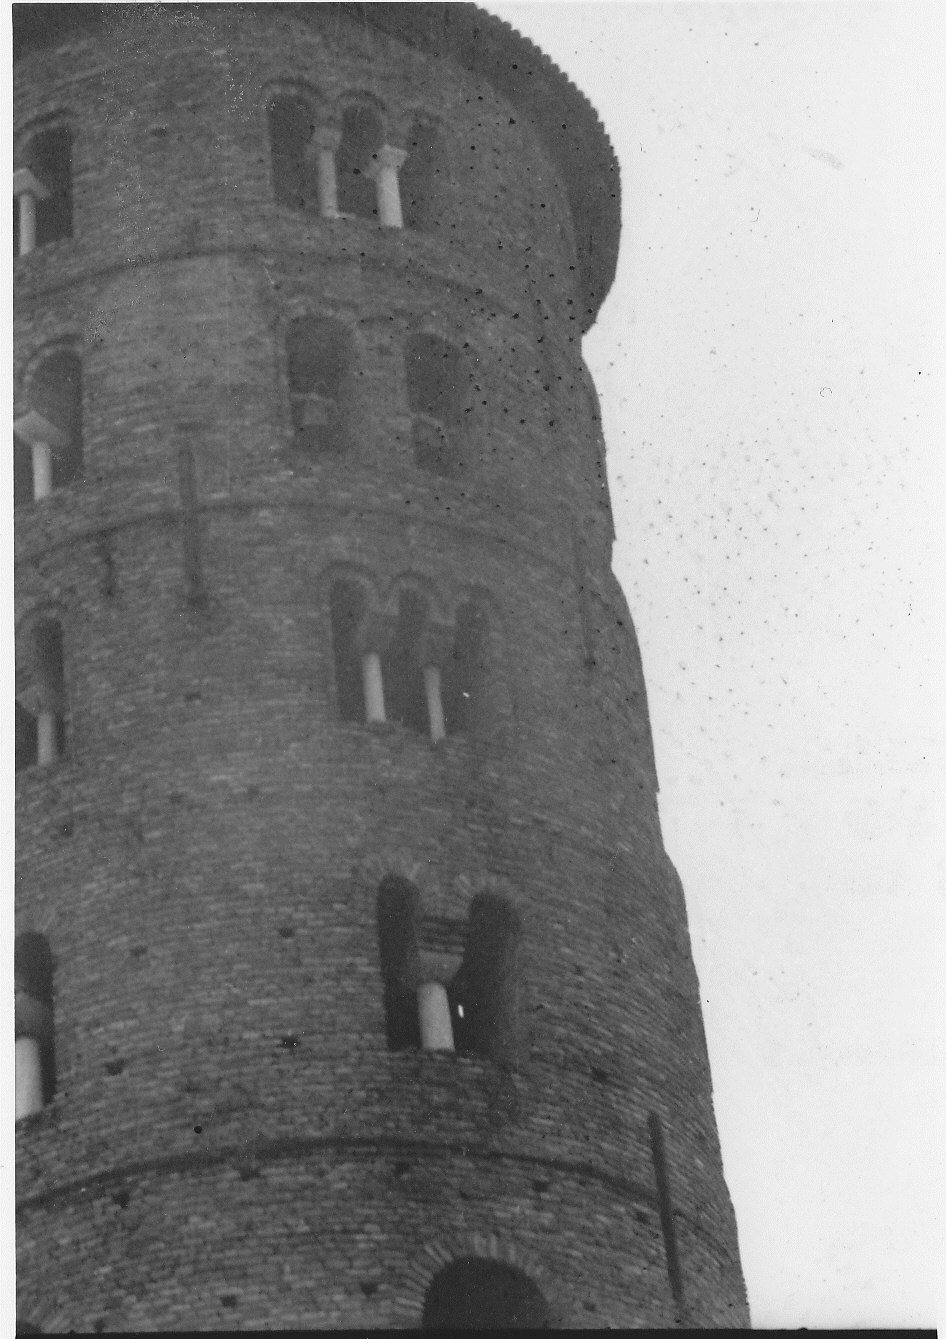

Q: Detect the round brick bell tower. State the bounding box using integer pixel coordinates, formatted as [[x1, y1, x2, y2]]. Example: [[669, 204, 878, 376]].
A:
[[14, 4, 749, 1330]]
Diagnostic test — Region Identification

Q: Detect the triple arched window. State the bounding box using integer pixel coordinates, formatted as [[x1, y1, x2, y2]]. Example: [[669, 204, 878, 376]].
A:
[[329, 581, 489, 740], [16, 616, 67, 771], [15, 932, 55, 1120], [268, 92, 443, 231], [14, 125, 73, 258], [14, 348, 83, 506]]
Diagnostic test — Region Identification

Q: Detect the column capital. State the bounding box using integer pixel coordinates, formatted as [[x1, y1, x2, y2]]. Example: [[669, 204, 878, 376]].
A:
[[366, 144, 408, 179], [309, 125, 342, 154], [14, 409, 68, 451], [13, 167, 49, 200]]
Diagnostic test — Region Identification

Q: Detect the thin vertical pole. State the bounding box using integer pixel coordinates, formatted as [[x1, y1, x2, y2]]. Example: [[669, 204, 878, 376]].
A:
[[648, 1112, 685, 1316]]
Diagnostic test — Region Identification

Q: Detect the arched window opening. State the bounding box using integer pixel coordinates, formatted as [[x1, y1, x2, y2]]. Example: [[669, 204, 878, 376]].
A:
[[336, 103, 383, 219], [380, 590, 429, 734], [422, 1258, 550, 1329], [268, 94, 316, 210], [14, 126, 72, 256], [406, 334, 467, 479], [15, 350, 83, 503], [287, 317, 351, 455], [449, 894, 521, 1066], [330, 581, 367, 723], [442, 603, 488, 736], [376, 876, 422, 1051], [401, 119, 444, 231], [15, 932, 55, 1120]]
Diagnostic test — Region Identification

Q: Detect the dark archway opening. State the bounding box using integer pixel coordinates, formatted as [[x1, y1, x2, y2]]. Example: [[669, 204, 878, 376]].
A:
[[422, 1257, 550, 1329]]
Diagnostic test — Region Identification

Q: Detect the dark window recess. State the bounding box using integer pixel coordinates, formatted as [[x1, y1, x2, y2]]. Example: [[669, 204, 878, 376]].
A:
[[268, 95, 316, 210], [376, 876, 422, 1050], [287, 317, 351, 454], [30, 349, 84, 488], [329, 581, 367, 722], [15, 931, 56, 1105], [17, 618, 67, 768], [29, 127, 73, 246], [15, 700, 38, 771], [401, 119, 444, 231], [422, 1258, 550, 1329], [449, 893, 521, 1065], [441, 603, 488, 735], [406, 334, 467, 479], [380, 590, 428, 733], [336, 104, 382, 219]]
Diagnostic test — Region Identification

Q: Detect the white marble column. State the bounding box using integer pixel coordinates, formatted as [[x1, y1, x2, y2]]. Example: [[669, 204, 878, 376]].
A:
[[423, 664, 446, 742], [311, 127, 341, 218], [417, 981, 454, 1051], [361, 650, 386, 724], [16, 1036, 44, 1120], [13, 167, 49, 258], [368, 145, 407, 228]]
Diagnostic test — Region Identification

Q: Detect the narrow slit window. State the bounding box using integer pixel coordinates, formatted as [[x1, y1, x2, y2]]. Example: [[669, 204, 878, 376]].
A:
[[268, 94, 316, 210], [287, 317, 351, 455], [335, 104, 383, 219], [15, 932, 55, 1119], [380, 590, 428, 734], [401, 119, 444, 232], [406, 334, 466, 479], [17, 617, 67, 769], [441, 603, 488, 736], [329, 581, 367, 722], [449, 894, 521, 1066], [30, 127, 73, 247], [376, 876, 422, 1051]]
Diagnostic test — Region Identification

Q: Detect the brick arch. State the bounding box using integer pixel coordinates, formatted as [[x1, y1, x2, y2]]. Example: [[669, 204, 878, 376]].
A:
[[314, 560, 382, 614], [14, 107, 75, 163], [18, 333, 83, 407], [396, 1232, 565, 1327], [380, 570, 450, 626]]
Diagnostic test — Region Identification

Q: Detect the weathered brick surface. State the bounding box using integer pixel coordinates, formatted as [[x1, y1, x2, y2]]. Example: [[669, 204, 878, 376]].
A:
[[15, 5, 749, 1330]]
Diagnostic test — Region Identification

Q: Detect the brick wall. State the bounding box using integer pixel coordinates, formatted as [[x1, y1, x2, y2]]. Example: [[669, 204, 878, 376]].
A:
[[15, 6, 749, 1330]]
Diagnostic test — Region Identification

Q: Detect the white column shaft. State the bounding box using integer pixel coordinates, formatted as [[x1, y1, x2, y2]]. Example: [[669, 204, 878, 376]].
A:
[[417, 981, 454, 1051], [374, 159, 404, 228], [16, 1036, 44, 1119], [424, 664, 446, 742], [32, 441, 53, 501], [362, 651, 386, 724], [315, 145, 339, 218], [18, 190, 37, 256], [37, 710, 58, 766]]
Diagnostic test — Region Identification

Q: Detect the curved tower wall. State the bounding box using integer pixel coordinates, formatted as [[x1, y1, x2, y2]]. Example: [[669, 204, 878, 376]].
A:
[[15, 6, 749, 1330]]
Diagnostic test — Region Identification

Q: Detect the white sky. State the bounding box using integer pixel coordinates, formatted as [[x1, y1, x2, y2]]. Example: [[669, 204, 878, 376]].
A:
[[488, 1, 944, 1328]]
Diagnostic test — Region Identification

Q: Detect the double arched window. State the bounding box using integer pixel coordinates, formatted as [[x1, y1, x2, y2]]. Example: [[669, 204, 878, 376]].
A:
[[376, 878, 521, 1064]]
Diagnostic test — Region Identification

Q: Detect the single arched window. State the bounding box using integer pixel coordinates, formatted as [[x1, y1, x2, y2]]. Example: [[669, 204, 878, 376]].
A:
[[287, 317, 352, 455], [335, 103, 383, 219], [406, 334, 467, 479], [449, 894, 521, 1066], [15, 349, 83, 504], [268, 94, 316, 210], [401, 119, 445, 232], [442, 603, 488, 736], [15, 932, 55, 1120], [16, 617, 67, 770], [423, 1258, 549, 1329], [329, 581, 368, 722], [376, 876, 422, 1050], [380, 590, 429, 734]]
